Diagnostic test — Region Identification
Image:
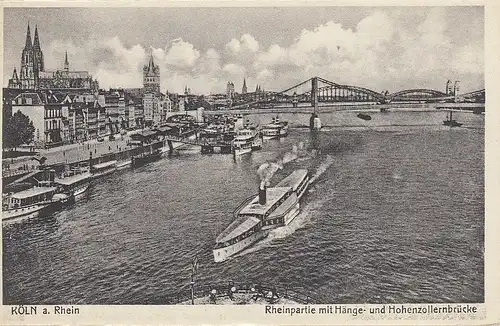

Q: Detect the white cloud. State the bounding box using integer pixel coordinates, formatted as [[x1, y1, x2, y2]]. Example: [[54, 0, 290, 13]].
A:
[[226, 33, 259, 54], [222, 63, 246, 77], [164, 39, 200, 68]]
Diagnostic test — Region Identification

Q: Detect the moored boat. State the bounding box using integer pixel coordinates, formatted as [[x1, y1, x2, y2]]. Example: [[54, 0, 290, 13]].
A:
[[261, 116, 288, 140], [232, 127, 262, 156], [357, 113, 372, 121], [2, 186, 61, 222], [213, 169, 310, 262], [91, 160, 118, 179], [53, 172, 92, 204], [131, 148, 163, 167]]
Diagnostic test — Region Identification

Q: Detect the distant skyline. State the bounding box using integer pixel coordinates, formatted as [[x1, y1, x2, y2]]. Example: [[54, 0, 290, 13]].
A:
[[3, 6, 484, 94]]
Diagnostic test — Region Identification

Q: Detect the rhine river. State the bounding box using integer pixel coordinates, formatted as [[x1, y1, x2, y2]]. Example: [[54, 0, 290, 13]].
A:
[[3, 110, 484, 304]]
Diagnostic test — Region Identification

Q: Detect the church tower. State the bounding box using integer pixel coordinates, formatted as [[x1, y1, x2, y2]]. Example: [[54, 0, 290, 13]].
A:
[[8, 68, 21, 89], [143, 54, 160, 94], [20, 24, 36, 89], [64, 51, 69, 71], [242, 78, 247, 94]]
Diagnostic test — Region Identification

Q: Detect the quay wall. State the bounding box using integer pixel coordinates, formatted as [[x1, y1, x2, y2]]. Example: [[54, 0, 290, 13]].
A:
[[2, 135, 172, 186]]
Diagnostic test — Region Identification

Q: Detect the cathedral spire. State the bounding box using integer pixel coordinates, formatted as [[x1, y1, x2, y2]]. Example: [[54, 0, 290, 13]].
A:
[[24, 23, 32, 49], [64, 51, 69, 71], [242, 78, 247, 94], [33, 25, 41, 49]]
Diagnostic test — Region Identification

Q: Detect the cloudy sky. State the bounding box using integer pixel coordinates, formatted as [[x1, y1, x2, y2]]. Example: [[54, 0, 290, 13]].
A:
[[3, 6, 484, 94]]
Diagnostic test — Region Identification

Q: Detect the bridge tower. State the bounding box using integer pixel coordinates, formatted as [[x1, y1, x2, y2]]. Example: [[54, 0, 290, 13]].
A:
[[310, 77, 321, 130]]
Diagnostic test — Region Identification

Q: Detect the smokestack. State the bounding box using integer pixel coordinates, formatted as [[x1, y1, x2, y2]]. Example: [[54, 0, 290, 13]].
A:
[[259, 185, 267, 205]]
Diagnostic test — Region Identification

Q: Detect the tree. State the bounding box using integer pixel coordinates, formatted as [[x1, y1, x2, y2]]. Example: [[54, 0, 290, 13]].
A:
[[3, 110, 35, 150]]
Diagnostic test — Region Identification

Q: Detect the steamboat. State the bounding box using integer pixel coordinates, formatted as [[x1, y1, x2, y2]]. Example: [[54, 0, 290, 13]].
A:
[[213, 169, 310, 262], [2, 169, 63, 222], [131, 148, 163, 167], [53, 168, 92, 204], [232, 127, 262, 156], [2, 186, 61, 222], [261, 117, 288, 140], [91, 160, 118, 179]]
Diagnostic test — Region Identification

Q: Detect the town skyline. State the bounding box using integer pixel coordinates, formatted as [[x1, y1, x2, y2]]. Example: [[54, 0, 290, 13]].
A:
[[3, 6, 484, 94]]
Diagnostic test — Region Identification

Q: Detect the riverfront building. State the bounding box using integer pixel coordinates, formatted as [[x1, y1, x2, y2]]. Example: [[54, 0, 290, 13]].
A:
[[8, 91, 107, 147]]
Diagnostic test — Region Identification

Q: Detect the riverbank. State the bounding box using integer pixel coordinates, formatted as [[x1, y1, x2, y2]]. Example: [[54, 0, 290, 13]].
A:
[[2, 136, 187, 187]]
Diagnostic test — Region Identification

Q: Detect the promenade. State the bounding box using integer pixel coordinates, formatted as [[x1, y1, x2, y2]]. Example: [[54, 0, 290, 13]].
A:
[[3, 134, 133, 173]]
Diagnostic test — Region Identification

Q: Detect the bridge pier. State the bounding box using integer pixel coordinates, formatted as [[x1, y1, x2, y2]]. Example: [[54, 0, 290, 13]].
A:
[[167, 140, 174, 153], [310, 77, 322, 130]]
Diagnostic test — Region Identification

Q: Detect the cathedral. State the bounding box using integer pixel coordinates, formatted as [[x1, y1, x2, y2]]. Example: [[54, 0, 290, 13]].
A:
[[8, 24, 99, 92]]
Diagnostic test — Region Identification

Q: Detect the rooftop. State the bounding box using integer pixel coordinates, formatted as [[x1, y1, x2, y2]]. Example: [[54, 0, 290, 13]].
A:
[[12, 186, 57, 199], [93, 160, 117, 170], [275, 169, 308, 191], [238, 187, 291, 216], [55, 172, 92, 186], [268, 192, 298, 219]]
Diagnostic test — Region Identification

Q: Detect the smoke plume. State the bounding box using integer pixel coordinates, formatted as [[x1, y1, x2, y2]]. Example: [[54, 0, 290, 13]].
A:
[[257, 141, 306, 188]]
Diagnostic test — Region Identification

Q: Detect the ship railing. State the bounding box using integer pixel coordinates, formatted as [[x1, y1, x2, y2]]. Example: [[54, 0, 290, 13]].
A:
[[232, 195, 257, 218], [162, 281, 326, 305]]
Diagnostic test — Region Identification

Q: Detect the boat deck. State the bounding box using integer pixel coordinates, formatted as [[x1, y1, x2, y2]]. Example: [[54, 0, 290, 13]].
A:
[[275, 169, 308, 191], [267, 193, 298, 219], [93, 160, 117, 170], [55, 172, 92, 185], [11, 186, 58, 199], [239, 187, 290, 216]]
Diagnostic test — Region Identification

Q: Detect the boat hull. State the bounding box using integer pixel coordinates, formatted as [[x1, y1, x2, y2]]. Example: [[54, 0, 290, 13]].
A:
[[2, 201, 58, 222], [262, 135, 278, 140], [233, 147, 252, 156], [443, 121, 463, 127], [132, 152, 163, 167], [92, 168, 117, 179], [213, 230, 268, 262], [117, 160, 132, 170]]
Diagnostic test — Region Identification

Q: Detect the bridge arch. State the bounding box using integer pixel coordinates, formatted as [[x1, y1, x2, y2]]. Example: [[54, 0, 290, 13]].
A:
[[389, 89, 448, 101]]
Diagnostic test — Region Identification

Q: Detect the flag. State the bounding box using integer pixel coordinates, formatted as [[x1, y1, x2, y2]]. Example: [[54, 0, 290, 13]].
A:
[[191, 255, 199, 274]]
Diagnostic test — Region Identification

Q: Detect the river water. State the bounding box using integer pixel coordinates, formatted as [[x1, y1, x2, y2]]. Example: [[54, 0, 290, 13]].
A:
[[2, 110, 484, 304]]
